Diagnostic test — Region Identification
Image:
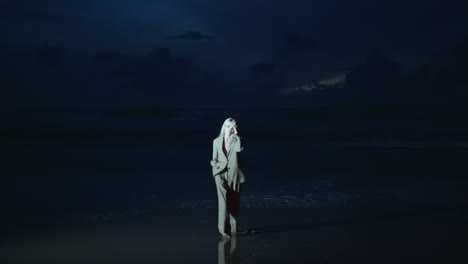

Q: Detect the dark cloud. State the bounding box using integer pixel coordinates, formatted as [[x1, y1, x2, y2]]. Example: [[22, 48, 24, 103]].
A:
[[251, 61, 275, 75], [347, 51, 400, 90], [284, 34, 318, 53], [2, 0, 468, 108], [132, 47, 193, 95], [283, 48, 468, 107], [0, 1, 83, 22], [35, 44, 64, 68], [446, 39, 468, 86], [167, 31, 215, 40]]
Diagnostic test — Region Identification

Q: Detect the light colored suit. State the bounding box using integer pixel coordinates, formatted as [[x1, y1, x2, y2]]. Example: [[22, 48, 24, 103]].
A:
[[211, 134, 245, 237], [210, 134, 245, 187]]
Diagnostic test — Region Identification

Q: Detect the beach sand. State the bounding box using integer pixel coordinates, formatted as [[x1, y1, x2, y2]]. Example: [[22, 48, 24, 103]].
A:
[[2, 204, 467, 264]]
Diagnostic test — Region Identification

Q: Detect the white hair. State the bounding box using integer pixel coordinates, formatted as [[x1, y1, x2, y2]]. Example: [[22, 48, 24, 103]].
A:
[[217, 117, 236, 139]]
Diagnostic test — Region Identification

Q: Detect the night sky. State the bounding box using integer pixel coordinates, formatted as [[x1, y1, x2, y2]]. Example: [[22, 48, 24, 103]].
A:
[[2, 0, 468, 109]]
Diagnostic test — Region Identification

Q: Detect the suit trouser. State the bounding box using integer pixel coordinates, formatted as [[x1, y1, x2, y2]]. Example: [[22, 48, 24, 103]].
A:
[[215, 172, 241, 236]]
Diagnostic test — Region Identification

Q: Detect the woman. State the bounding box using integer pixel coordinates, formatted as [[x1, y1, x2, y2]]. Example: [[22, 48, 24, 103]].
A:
[[210, 118, 245, 239]]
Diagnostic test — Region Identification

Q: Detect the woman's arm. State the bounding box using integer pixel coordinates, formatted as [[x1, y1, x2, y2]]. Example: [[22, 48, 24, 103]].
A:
[[232, 125, 243, 152], [233, 135, 244, 152]]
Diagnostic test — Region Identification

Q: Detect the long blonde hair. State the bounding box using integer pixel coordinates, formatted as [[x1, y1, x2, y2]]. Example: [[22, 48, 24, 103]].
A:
[[217, 117, 236, 139]]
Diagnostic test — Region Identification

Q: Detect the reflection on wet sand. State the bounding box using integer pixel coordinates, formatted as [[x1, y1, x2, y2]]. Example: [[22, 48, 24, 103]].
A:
[[218, 237, 239, 264]]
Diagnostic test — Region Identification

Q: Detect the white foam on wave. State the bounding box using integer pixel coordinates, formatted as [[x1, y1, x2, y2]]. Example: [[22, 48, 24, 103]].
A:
[[176, 179, 468, 209], [177, 192, 354, 209]]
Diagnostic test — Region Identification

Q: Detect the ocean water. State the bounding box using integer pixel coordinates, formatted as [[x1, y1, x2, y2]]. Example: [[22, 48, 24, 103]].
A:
[[2, 106, 468, 229]]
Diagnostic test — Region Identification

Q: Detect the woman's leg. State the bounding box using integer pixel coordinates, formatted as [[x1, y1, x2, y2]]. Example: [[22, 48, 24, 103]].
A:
[[228, 183, 241, 235], [215, 173, 231, 237]]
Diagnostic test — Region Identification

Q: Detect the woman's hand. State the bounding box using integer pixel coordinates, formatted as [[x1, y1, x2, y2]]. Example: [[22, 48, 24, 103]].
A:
[[225, 122, 238, 136]]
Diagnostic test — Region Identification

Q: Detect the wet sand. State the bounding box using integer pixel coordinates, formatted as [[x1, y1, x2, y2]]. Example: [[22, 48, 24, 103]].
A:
[[2, 204, 467, 263]]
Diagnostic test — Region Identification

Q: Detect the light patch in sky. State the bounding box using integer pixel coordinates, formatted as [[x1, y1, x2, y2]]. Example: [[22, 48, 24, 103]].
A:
[[318, 72, 347, 86], [279, 72, 347, 95]]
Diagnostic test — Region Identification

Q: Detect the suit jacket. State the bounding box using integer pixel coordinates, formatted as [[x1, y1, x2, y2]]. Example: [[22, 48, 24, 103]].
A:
[[210, 134, 245, 185]]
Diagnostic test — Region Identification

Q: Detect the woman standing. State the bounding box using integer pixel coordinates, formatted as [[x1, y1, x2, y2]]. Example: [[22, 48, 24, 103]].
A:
[[210, 118, 245, 239]]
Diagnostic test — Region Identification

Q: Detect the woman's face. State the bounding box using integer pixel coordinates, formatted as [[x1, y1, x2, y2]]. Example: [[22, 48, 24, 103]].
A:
[[224, 121, 237, 135]]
